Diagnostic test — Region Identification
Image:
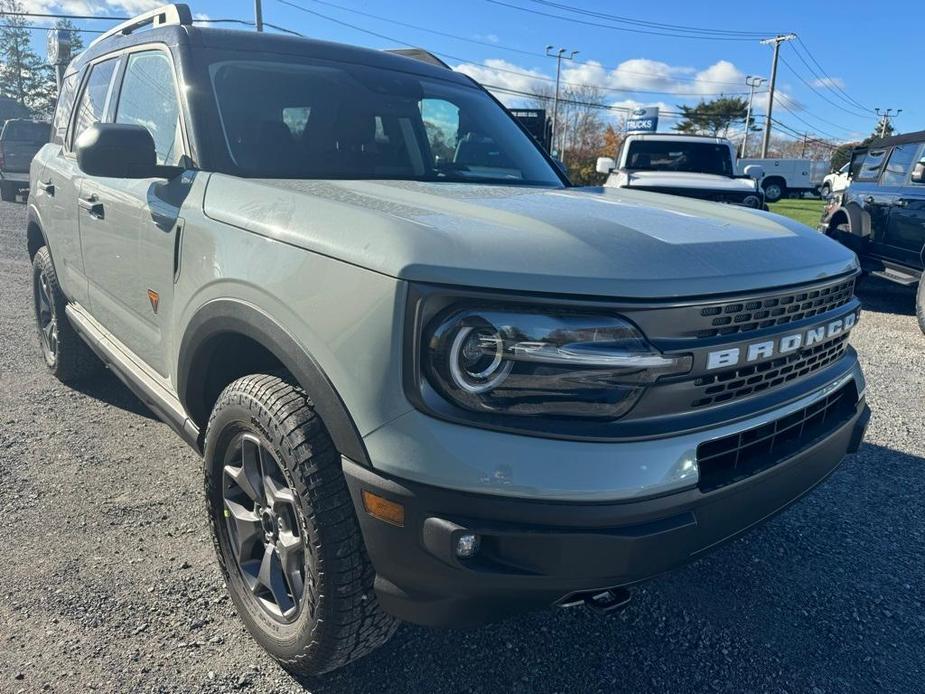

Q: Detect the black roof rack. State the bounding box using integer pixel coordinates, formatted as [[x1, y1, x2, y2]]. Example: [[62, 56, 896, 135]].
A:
[[86, 3, 192, 51]]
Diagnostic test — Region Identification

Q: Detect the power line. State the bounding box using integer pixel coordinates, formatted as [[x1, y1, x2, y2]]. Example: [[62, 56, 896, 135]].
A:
[[484, 0, 765, 41], [278, 0, 750, 86], [794, 37, 871, 113], [517, 0, 773, 37], [277, 0, 754, 97], [778, 54, 871, 120]]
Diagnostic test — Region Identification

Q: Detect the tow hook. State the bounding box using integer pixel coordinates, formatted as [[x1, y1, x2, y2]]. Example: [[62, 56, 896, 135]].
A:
[[559, 587, 632, 615]]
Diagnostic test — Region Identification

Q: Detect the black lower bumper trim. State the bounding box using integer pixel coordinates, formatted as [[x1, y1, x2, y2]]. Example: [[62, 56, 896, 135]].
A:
[[344, 397, 869, 627]]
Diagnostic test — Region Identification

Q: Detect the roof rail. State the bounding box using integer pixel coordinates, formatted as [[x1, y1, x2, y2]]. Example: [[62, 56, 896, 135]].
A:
[[87, 4, 193, 50], [384, 48, 450, 69]]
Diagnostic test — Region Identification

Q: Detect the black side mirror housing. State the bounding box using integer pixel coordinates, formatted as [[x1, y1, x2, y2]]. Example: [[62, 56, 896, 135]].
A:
[[75, 123, 181, 179], [911, 161, 925, 184]]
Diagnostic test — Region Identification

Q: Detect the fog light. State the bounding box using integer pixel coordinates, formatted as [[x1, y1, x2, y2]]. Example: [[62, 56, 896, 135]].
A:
[[455, 532, 480, 559]]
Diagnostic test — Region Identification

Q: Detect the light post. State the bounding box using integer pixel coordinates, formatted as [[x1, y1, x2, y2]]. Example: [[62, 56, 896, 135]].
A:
[[545, 45, 578, 158], [742, 75, 766, 158]]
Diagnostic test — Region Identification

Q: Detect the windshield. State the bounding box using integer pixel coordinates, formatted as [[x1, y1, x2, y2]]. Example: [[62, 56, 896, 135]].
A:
[[625, 140, 733, 176], [209, 60, 562, 186]]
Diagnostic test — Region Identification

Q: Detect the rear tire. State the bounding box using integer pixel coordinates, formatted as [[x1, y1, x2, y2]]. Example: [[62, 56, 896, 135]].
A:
[[32, 246, 103, 383], [204, 374, 398, 675], [916, 281, 925, 335], [763, 180, 786, 202], [0, 182, 15, 202]]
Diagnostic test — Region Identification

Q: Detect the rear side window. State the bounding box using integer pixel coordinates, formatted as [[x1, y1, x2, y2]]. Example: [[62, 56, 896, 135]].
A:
[[115, 51, 184, 166], [72, 58, 118, 148], [855, 148, 887, 181], [52, 73, 79, 145], [880, 143, 922, 187]]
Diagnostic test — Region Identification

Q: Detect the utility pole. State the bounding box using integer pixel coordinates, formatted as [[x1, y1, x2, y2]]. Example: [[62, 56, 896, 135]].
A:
[[742, 75, 766, 157], [801, 133, 808, 158], [254, 0, 264, 31], [875, 108, 902, 138], [759, 33, 797, 158], [545, 45, 578, 158]]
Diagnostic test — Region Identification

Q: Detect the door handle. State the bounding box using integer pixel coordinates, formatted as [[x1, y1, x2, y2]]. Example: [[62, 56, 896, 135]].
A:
[[894, 198, 910, 208], [863, 195, 876, 205], [78, 195, 104, 219], [38, 179, 55, 195]]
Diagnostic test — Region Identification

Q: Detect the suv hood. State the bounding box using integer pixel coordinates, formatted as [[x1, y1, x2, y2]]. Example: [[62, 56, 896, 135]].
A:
[[203, 175, 857, 299], [613, 170, 759, 193]]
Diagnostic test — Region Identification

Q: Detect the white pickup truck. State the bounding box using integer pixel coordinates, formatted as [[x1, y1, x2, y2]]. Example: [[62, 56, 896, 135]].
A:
[[736, 157, 829, 202], [597, 133, 766, 209]]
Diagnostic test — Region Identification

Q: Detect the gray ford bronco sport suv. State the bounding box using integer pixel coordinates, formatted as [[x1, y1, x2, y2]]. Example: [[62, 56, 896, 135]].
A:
[[27, 4, 870, 675]]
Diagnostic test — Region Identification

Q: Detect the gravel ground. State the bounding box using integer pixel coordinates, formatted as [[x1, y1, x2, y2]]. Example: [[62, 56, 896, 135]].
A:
[[1, 198, 923, 693]]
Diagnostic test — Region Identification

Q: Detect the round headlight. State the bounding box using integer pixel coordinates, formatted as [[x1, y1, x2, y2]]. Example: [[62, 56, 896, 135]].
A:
[[448, 325, 513, 393]]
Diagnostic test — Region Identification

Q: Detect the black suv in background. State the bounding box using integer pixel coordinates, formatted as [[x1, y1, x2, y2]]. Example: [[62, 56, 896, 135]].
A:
[[821, 130, 925, 332], [0, 119, 50, 201]]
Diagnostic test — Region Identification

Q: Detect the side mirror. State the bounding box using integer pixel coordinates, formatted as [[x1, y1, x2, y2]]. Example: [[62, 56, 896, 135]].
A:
[[596, 156, 615, 174], [744, 164, 765, 181], [912, 161, 925, 184], [75, 123, 176, 179]]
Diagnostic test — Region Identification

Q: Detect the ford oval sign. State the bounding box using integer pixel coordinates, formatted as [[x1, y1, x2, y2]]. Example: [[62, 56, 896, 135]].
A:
[[626, 106, 659, 133]]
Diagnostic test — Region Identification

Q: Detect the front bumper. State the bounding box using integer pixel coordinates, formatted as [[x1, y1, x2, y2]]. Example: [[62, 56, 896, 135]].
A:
[[345, 379, 869, 627]]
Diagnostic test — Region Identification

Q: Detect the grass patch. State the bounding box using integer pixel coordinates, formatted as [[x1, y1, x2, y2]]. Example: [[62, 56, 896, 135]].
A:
[[768, 198, 825, 228]]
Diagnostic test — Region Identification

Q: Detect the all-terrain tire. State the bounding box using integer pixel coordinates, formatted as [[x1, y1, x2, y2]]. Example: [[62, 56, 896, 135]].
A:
[[204, 374, 398, 675], [32, 246, 103, 382], [916, 280, 925, 335]]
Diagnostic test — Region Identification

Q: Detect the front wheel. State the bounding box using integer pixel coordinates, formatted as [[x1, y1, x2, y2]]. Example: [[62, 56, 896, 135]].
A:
[[820, 183, 831, 199], [204, 374, 398, 675], [32, 246, 102, 382]]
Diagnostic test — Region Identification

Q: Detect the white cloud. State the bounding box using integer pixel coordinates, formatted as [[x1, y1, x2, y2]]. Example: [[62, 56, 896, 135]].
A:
[[22, 0, 164, 16], [812, 76, 845, 89], [454, 56, 761, 107]]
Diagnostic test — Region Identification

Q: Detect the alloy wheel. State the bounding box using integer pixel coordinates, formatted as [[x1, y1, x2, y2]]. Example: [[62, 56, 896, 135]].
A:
[[222, 433, 308, 623], [35, 270, 57, 363]]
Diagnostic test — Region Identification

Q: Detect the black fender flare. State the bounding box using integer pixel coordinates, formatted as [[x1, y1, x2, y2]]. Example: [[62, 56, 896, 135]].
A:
[[828, 202, 872, 238], [177, 298, 370, 466]]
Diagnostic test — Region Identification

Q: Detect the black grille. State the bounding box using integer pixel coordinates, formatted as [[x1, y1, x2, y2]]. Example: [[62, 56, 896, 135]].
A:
[[689, 333, 850, 408], [696, 382, 855, 492], [692, 277, 855, 339]]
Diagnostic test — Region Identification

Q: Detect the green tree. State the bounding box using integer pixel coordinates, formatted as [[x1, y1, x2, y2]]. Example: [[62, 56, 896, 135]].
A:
[[0, 0, 55, 117], [674, 96, 751, 138], [830, 142, 859, 171]]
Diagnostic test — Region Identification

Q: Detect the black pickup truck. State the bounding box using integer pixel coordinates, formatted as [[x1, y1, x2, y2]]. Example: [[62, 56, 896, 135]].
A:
[[0, 119, 50, 201], [820, 130, 925, 332]]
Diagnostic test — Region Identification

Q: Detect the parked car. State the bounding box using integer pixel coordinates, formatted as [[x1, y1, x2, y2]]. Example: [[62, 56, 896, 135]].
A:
[[736, 157, 829, 202], [0, 118, 50, 201], [819, 130, 925, 332], [597, 133, 766, 208], [821, 162, 850, 198], [28, 4, 870, 676]]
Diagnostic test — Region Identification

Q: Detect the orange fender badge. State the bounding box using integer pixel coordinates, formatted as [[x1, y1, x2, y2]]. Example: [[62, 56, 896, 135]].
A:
[[147, 289, 160, 313]]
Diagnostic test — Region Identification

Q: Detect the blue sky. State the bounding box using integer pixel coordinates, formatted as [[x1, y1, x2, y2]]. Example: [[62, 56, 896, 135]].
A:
[[22, 0, 921, 144]]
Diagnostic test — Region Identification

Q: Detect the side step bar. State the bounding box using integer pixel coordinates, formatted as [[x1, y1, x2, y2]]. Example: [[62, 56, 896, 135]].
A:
[[65, 303, 202, 453], [869, 268, 920, 286]]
